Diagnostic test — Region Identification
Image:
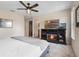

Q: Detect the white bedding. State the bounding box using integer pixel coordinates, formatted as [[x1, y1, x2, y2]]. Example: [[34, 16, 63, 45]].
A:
[[0, 38, 43, 57], [11, 36, 49, 53]]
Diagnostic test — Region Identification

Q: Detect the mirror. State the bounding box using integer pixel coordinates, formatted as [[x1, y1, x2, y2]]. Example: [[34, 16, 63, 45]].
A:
[[0, 18, 12, 28], [75, 5, 79, 27]]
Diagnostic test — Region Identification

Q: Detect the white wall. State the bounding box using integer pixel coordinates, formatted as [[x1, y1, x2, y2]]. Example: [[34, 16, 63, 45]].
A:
[[32, 9, 71, 44], [24, 8, 71, 44], [0, 10, 25, 39], [71, 1, 79, 56]]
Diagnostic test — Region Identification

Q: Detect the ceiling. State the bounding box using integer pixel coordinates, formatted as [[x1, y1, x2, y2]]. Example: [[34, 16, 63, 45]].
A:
[[0, 1, 73, 16]]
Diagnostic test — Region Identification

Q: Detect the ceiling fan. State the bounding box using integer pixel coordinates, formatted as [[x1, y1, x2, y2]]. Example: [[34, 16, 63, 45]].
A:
[[17, 1, 39, 14]]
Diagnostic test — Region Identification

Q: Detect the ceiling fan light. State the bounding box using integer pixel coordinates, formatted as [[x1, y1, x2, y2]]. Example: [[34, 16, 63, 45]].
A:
[[27, 9, 31, 14]]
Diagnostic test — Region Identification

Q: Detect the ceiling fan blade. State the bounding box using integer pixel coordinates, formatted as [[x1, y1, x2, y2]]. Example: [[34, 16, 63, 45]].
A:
[[30, 3, 38, 9], [17, 8, 27, 10], [19, 1, 28, 8], [31, 9, 38, 12]]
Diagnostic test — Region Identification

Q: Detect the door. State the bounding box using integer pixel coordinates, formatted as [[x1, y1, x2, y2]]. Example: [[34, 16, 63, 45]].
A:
[[29, 21, 33, 37]]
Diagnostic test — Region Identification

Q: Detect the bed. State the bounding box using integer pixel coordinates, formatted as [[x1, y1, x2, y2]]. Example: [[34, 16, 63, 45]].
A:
[[0, 37, 49, 57], [11, 36, 49, 57]]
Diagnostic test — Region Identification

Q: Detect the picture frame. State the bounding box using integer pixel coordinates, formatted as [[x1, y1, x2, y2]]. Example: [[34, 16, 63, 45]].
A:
[[75, 5, 79, 27], [45, 20, 59, 28], [0, 18, 13, 28]]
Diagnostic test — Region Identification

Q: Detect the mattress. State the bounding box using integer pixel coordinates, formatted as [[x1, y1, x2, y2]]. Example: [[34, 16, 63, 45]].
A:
[[0, 38, 43, 57]]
